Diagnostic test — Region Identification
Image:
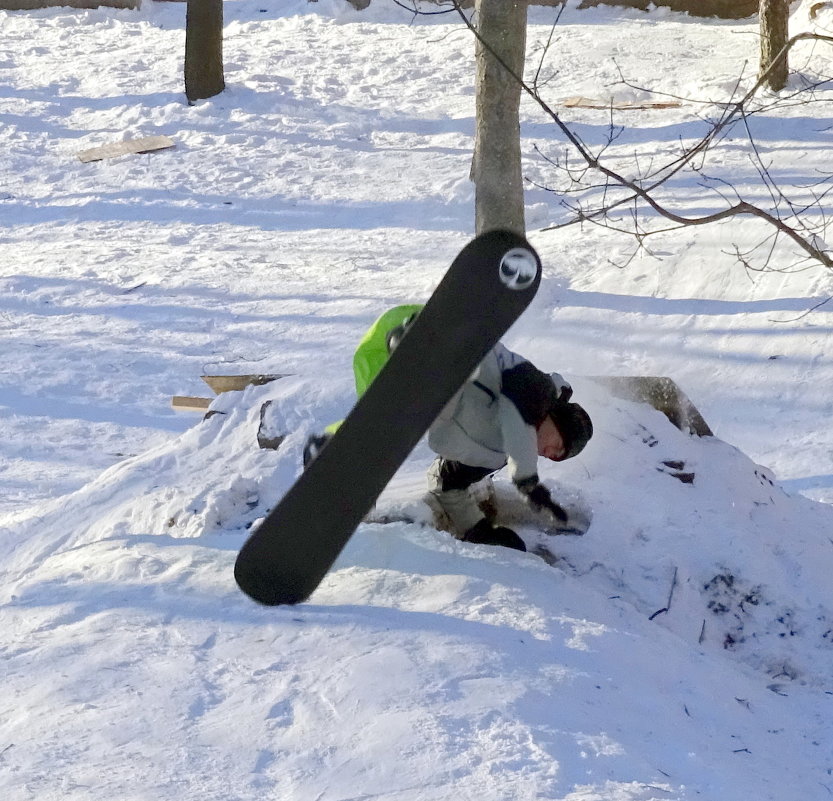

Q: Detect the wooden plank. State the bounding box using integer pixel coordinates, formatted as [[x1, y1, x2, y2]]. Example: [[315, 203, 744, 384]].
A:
[[200, 374, 285, 394], [171, 375, 285, 416], [77, 135, 175, 164], [171, 396, 212, 413], [562, 96, 682, 110], [1, 0, 137, 8]]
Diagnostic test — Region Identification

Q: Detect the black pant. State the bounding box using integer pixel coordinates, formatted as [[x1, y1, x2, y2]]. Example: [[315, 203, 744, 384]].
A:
[[433, 459, 495, 492]]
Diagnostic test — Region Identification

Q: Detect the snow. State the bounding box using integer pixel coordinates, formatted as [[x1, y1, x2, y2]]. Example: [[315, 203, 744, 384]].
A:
[[1, 1, 832, 799]]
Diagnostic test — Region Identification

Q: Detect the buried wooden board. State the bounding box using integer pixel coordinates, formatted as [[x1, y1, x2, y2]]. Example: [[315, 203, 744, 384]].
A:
[[200, 374, 285, 394], [590, 376, 712, 437], [171, 375, 286, 413], [562, 96, 682, 110], [77, 135, 175, 163]]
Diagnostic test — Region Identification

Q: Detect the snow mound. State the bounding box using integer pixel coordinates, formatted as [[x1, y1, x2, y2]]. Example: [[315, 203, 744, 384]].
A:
[[6, 374, 831, 692], [3, 376, 831, 800]]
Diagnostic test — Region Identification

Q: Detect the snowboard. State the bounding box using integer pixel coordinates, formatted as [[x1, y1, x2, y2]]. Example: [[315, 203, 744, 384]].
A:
[[234, 229, 542, 605]]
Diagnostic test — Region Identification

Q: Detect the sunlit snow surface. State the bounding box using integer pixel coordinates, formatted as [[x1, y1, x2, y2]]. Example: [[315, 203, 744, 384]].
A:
[[1, 2, 832, 799]]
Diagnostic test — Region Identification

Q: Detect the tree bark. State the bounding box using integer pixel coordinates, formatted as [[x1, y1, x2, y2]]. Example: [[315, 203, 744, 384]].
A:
[[472, 0, 528, 236], [760, 0, 790, 91], [185, 0, 225, 103]]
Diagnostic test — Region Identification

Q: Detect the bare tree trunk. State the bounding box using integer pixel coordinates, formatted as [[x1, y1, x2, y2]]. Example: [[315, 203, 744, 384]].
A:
[[472, 0, 528, 236], [185, 0, 225, 103], [759, 0, 789, 91]]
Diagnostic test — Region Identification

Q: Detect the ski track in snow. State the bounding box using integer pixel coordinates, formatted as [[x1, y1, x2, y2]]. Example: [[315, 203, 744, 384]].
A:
[[1, 1, 833, 800]]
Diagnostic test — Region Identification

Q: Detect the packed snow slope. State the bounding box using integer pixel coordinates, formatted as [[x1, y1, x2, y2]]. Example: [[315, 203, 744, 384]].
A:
[[1, 1, 833, 800]]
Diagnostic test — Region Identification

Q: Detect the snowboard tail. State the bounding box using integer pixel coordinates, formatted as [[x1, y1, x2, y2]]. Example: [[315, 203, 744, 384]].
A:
[[234, 230, 542, 605]]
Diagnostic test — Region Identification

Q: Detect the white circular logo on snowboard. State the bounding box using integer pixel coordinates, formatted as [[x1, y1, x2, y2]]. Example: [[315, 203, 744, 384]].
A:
[[498, 248, 538, 290]]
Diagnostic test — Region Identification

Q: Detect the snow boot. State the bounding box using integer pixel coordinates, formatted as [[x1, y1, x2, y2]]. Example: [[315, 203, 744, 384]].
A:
[[460, 518, 526, 552]]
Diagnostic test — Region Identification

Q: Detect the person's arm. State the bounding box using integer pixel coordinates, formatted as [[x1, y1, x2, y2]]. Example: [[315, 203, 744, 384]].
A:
[[499, 359, 569, 523], [497, 395, 539, 484]]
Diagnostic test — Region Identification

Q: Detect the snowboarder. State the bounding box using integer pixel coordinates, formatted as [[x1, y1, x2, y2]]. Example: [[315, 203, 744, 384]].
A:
[[304, 305, 593, 553]]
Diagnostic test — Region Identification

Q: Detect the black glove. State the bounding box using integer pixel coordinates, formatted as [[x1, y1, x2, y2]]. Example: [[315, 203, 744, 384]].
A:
[[516, 476, 568, 523]]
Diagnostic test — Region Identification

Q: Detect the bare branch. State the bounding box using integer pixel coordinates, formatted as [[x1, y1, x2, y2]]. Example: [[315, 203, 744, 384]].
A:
[[448, 0, 833, 272]]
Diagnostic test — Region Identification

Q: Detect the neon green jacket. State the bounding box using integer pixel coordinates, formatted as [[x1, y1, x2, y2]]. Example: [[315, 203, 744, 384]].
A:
[[324, 304, 423, 434]]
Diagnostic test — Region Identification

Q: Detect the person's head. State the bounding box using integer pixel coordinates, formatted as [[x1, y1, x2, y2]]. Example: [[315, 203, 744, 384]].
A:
[[537, 401, 593, 461]]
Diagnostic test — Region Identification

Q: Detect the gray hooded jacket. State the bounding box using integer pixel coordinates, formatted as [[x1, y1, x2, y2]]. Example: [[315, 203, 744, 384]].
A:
[[428, 343, 565, 486]]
